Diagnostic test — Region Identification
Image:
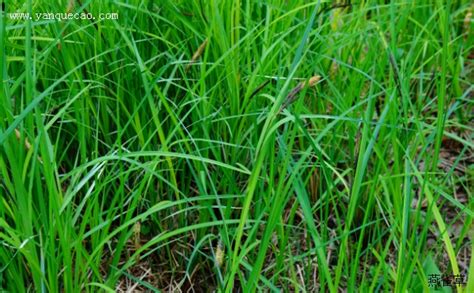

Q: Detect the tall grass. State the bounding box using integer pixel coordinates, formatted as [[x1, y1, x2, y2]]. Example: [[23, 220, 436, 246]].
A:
[[1, 0, 473, 291]]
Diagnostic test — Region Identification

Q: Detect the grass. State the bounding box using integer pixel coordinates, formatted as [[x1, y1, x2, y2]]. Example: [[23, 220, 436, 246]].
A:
[[0, 0, 473, 291]]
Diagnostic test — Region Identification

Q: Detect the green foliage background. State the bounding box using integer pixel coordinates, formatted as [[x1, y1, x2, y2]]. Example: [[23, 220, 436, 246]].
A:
[[0, 0, 473, 291]]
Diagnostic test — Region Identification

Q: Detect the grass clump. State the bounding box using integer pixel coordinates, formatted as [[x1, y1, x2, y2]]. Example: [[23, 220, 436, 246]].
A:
[[0, 0, 473, 291]]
